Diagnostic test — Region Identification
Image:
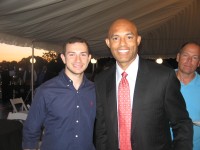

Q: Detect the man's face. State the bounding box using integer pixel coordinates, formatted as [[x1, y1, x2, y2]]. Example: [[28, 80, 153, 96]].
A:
[[61, 42, 91, 76], [105, 19, 141, 70], [177, 43, 200, 75]]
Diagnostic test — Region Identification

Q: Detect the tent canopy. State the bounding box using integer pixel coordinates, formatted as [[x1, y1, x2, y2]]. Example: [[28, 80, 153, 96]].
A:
[[0, 0, 199, 59]]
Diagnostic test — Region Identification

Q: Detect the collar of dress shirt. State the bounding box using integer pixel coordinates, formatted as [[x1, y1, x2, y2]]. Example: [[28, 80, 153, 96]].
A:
[[116, 54, 139, 84]]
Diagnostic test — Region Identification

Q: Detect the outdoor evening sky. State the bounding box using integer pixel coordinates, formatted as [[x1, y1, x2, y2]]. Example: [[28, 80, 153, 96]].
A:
[[0, 43, 48, 62]]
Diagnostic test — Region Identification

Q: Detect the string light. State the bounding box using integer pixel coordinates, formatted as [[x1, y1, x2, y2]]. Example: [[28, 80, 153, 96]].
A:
[[156, 58, 163, 64], [30, 58, 36, 63], [91, 58, 97, 64]]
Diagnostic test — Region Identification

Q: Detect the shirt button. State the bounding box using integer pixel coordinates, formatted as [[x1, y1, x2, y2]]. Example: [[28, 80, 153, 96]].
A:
[[76, 120, 79, 123], [75, 135, 78, 138], [67, 85, 69, 87], [77, 105, 79, 108], [77, 91, 79, 93]]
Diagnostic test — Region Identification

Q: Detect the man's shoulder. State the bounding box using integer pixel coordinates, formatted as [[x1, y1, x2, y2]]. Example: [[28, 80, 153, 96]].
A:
[[139, 58, 174, 74], [94, 65, 115, 81], [196, 72, 200, 78], [38, 75, 61, 89], [195, 72, 200, 84]]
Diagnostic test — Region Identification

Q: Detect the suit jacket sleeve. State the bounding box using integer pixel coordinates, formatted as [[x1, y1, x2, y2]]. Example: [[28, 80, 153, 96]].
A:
[[165, 70, 193, 150], [94, 75, 107, 150]]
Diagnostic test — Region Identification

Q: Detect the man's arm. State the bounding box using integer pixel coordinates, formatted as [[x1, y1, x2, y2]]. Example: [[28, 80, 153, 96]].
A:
[[23, 88, 46, 149]]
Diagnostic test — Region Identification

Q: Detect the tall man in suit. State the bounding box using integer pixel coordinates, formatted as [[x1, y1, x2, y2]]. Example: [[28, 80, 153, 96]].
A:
[[94, 18, 193, 150]]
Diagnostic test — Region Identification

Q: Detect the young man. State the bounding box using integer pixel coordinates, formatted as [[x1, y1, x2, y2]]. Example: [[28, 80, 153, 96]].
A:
[[23, 37, 96, 150], [94, 18, 193, 150], [176, 42, 200, 150]]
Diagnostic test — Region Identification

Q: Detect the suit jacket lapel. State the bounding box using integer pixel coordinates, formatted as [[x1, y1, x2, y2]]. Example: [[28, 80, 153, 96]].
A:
[[131, 58, 149, 135]]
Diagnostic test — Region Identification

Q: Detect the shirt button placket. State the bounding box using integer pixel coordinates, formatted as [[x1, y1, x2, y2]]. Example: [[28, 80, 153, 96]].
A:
[[75, 90, 80, 140]]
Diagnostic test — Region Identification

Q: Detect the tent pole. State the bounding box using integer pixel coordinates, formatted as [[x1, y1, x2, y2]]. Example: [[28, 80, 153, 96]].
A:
[[31, 43, 34, 102]]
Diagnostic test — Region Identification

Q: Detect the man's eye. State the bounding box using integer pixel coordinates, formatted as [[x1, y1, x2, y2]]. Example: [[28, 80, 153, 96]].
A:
[[193, 56, 199, 60], [112, 37, 118, 41], [81, 53, 87, 57], [127, 36, 133, 39], [68, 53, 75, 56], [182, 54, 188, 57]]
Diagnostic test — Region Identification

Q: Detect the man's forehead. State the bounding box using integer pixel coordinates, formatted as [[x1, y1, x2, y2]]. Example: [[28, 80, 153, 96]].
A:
[[108, 20, 137, 36], [183, 45, 200, 52]]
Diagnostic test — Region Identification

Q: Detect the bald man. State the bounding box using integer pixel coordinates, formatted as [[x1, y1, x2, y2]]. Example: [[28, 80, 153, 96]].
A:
[[176, 42, 200, 150], [94, 18, 193, 150]]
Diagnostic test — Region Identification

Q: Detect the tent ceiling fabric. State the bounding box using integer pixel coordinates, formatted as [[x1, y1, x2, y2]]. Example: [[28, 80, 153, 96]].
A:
[[0, 0, 199, 59]]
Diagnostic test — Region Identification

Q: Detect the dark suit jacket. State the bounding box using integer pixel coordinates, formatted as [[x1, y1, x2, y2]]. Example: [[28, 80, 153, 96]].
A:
[[94, 58, 193, 150]]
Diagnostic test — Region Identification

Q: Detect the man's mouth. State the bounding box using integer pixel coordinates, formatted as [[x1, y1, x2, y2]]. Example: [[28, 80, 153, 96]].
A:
[[118, 49, 129, 53]]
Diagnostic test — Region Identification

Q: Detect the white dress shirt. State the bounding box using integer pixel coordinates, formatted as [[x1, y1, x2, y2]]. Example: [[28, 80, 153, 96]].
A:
[[116, 54, 139, 109]]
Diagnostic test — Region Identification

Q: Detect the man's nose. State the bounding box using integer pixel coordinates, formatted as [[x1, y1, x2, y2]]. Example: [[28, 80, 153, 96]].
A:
[[120, 38, 126, 46], [186, 56, 192, 62], [75, 55, 81, 62]]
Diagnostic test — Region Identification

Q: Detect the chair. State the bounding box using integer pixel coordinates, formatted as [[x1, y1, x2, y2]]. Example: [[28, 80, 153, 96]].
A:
[[10, 97, 28, 113], [7, 112, 27, 121]]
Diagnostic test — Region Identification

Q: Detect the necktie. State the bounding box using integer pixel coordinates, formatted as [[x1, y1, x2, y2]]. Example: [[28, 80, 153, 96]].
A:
[[118, 72, 132, 150]]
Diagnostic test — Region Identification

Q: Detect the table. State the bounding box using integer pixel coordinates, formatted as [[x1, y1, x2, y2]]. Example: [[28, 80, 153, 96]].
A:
[[0, 119, 23, 150]]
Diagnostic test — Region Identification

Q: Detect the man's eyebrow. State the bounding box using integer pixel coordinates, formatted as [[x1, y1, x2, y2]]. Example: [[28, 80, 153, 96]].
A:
[[124, 32, 135, 36], [66, 51, 75, 54], [67, 51, 88, 54], [110, 34, 118, 38], [110, 32, 134, 37]]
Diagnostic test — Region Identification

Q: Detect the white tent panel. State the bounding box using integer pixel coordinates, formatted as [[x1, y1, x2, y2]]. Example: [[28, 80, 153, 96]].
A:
[[0, 0, 199, 59]]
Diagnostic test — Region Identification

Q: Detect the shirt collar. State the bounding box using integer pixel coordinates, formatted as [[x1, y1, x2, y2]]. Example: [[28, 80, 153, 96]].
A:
[[175, 69, 199, 86], [59, 69, 87, 87], [116, 54, 139, 80]]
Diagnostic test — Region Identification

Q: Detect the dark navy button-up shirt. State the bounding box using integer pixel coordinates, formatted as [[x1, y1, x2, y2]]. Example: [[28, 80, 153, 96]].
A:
[[23, 70, 96, 150]]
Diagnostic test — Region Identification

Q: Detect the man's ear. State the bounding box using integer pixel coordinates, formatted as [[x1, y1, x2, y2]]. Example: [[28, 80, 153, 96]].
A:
[[88, 54, 92, 63], [105, 38, 110, 48], [176, 53, 180, 62], [137, 35, 141, 46], [60, 53, 66, 64]]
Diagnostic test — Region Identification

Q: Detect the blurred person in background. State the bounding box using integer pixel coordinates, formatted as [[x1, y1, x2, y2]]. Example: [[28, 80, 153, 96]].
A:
[[1, 63, 12, 104], [176, 42, 200, 150]]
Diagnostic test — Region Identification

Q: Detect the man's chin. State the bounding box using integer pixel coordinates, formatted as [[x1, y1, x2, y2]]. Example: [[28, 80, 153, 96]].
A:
[[183, 70, 195, 75], [73, 70, 85, 75]]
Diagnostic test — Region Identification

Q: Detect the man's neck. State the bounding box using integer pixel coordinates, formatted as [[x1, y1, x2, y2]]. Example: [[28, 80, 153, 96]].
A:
[[72, 75, 83, 90], [65, 69, 84, 90], [176, 71, 195, 85]]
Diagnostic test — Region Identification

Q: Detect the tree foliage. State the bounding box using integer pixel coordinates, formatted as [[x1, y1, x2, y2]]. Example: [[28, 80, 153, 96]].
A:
[[42, 51, 57, 62]]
